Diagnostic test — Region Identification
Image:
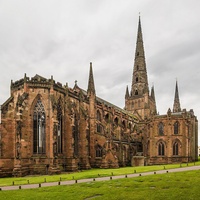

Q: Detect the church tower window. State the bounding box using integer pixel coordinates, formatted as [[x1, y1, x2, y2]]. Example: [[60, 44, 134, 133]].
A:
[[33, 99, 46, 154], [158, 122, 164, 135], [174, 121, 179, 135]]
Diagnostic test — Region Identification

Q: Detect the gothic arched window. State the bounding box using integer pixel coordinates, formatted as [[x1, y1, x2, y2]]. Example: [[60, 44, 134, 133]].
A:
[[95, 145, 103, 158], [33, 99, 46, 154], [57, 100, 63, 153], [174, 121, 179, 135], [173, 142, 179, 155], [135, 90, 138, 95], [158, 122, 164, 135], [105, 113, 109, 123], [96, 110, 101, 133], [158, 142, 165, 156], [73, 114, 79, 157], [114, 117, 119, 126]]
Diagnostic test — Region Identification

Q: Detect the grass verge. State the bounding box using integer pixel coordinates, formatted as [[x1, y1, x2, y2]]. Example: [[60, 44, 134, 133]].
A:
[[0, 161, 199, 186], [0, 170, 200, 200]]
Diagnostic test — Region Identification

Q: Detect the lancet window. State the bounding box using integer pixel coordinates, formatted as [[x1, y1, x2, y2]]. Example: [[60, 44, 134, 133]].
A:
[[73, 114, 79, 157], [95, 145, 103, 158], [174, 121, 179, 135], [173, 142, 179, 155], [158, 122, 164, 135], [96, 110, 101, 133], [158, 142, 165, 156], [57, 100, 63, 153]]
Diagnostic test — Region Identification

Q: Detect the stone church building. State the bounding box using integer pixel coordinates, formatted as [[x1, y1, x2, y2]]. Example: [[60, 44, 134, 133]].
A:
[[0, 17, 198, 177]]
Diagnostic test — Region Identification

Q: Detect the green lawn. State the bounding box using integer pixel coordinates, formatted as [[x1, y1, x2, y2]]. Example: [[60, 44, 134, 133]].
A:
[[0, 170, 200, 200], [0, 161, 199, 186]]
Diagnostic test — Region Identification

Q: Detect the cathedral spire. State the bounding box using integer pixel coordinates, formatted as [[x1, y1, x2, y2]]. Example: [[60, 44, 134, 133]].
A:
[[131, 16, 149, 97], [173, 80, 181, 112], [151, 85, 155, 101], [125, 85, 129, 99], [87, 62, 95, 95]]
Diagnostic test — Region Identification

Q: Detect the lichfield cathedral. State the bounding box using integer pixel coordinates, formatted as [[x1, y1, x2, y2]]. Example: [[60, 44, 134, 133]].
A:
[[0, 17, 198, 177]]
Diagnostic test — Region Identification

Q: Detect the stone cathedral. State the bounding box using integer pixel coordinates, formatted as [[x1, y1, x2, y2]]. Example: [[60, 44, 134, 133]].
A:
[[0, 17, 198, 177]]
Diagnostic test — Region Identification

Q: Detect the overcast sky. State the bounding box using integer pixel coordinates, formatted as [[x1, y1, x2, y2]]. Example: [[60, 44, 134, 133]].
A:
[[0, 0, 200, 142]]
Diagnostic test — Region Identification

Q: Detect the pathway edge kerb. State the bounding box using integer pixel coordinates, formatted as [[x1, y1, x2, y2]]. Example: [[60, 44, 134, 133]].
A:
[[1, 166, 200, 191]]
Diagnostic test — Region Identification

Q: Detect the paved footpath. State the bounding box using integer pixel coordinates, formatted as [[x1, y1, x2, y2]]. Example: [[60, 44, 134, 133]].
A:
[[1, 165, 200, 191]]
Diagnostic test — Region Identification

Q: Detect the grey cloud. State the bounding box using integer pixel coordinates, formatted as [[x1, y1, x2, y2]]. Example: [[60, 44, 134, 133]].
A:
[[0, 0, 200, 144]]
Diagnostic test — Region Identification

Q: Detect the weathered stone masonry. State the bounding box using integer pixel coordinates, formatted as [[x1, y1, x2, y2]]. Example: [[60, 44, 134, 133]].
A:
[[0, 17, 198, 177]]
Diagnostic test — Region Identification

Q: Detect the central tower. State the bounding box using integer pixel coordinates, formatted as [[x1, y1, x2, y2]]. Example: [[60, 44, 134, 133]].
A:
[[125, 16, 156, 119]]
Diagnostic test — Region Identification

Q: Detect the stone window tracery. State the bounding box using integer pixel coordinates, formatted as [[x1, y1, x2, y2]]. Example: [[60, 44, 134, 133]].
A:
[[33, 98, 46, 154]]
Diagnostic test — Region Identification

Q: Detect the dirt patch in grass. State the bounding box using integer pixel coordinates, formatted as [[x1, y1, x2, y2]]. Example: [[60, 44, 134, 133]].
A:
[[84, 194, 103, 200]]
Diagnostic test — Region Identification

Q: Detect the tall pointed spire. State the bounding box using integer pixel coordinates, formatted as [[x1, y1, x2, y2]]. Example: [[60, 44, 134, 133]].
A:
[[87, 62, 95, 95], [173, 80, 181, 112], [125, 16, 156, 119], [151, 85, 155, 101], [125, 85, 129, 99], [131, 16, 149, 97]]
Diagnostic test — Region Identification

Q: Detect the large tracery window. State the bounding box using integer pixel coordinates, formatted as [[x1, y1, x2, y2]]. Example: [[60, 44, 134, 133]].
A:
[[158, 142, 165, 156], [57, 101, 63, 153], [33, 99, 46, 154]]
